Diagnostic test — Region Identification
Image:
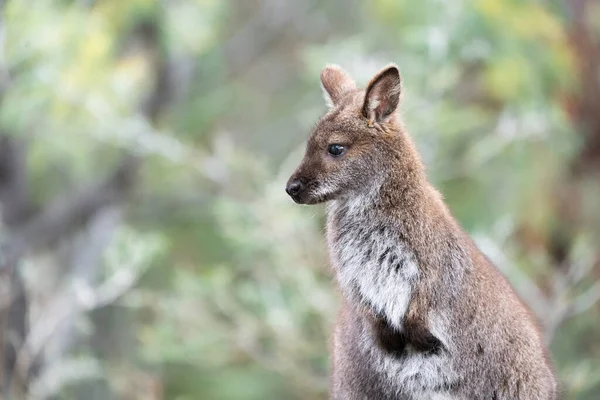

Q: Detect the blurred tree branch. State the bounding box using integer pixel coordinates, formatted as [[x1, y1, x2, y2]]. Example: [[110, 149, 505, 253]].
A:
[[1, 156, 138, 269], [0, 3, 178, 398], [529, 0, 600, 342]]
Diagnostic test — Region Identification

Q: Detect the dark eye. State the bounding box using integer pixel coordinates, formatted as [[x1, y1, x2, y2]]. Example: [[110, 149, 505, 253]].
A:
[[327, 144, 346, 157]]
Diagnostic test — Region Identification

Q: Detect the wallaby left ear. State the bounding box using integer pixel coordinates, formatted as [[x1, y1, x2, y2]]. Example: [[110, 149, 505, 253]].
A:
[[362, 64, 402, 123], [321, 65, 357, 108]]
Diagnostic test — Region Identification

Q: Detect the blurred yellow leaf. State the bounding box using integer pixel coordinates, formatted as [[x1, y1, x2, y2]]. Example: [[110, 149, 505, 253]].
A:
[[372, 0, 408, 25], [97, 0, 160, 30], [80, 29, 112, 66], [475, 0, 505, 19], [515, 4, 565, 43], [113, 52, 153, 96], [484, 56, 530, 101], [475, 0, 566, 43]]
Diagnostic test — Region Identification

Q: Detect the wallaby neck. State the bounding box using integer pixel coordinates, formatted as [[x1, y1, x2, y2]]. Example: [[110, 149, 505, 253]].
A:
[[328, 137, 455, 253], [325, 137, 470, 329]]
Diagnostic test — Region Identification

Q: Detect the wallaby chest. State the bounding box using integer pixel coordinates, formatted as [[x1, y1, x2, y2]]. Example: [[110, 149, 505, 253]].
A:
[[327, 200, 462, 398], [327, 199, 419, 329]]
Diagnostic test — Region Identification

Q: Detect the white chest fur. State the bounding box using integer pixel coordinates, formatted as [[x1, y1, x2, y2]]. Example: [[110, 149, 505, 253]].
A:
[[328, 199, 460, 397], [327, 199, 419, 329], [374, 342, 460, 398]]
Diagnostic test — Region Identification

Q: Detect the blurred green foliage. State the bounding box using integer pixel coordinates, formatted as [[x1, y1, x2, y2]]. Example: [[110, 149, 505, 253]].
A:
[[2, 0, 600, 399]]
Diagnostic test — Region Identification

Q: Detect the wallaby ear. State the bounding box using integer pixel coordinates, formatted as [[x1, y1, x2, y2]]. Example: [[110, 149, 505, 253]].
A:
[[362, 64, 402, 123], [320, 65, 357, 108]]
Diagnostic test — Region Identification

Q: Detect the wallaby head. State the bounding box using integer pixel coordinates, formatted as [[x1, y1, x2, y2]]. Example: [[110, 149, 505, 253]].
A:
[[286, 64, 407, 205]]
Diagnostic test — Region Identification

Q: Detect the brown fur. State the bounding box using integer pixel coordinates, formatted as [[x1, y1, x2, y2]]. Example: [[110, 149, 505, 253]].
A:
[[286, 64, 558, 399]]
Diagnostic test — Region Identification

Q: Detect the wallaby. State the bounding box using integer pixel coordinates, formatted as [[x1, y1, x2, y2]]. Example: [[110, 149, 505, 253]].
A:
[[285, 64, 557, 399]]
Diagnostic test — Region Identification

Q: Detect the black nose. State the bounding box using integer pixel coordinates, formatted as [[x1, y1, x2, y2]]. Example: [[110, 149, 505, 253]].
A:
[[286, 180, 303, 196]]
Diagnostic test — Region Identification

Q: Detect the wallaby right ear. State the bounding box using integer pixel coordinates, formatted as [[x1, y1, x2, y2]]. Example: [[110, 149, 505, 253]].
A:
[[320, 65, 357, 108], [362, 64, 402, 124]]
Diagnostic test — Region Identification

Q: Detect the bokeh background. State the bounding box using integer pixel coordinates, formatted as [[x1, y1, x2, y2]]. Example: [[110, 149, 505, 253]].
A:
[[0, 0, 599, 399]]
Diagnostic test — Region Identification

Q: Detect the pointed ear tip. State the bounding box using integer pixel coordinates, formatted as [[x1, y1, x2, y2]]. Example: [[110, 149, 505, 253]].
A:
[[383, 63, 401, 76], [323, 63, 343, 70], [320, 64, 344, 77]]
